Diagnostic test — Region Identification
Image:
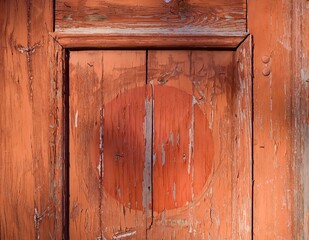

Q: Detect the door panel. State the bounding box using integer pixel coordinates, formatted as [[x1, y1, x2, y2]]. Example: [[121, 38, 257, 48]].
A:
[[148, 50, 236, 239], [69, 49, 251, 239], [69, 51, 149, 239]]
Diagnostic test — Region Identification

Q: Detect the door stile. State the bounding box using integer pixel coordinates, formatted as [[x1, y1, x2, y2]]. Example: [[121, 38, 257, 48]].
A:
[[232, 35, 253, 239]]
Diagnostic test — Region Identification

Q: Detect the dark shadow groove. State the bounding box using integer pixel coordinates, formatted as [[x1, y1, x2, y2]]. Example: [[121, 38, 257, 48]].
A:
[[63, 49, 70, 240]]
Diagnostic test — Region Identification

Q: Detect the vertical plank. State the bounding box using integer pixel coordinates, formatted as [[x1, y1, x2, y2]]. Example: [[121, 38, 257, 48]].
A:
[[49, 39, 66, 239], [300, 1, 309, 236], [232, 36, 252, 239], [293, 0, 309, 238], [0, 1, 34, 238], [69, 50, 148, 239], [147, 50, 250, 239], [248, 0, 294, 238], [100, 51, 150, 239], [26, 2, 56, 236], [0, 0, 55, 239], [69, 51, 103, 239]]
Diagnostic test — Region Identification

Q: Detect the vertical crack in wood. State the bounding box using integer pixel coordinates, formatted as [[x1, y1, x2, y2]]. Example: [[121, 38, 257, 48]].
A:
[[144, 50, 154, 236], [26, 0, 40, 238], [63, 49, 70, 240], [188, 50, 196, 234], [98, 54, 104, 240], [144, 97, 152, 232], [49, 42, 59, 239], [98, 107, 104, 239], [150, 80, 155, 231], [26, 0, 34, 101]]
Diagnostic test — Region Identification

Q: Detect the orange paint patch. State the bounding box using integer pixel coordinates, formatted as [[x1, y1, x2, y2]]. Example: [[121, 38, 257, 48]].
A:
[[153, 86, 214, 212]]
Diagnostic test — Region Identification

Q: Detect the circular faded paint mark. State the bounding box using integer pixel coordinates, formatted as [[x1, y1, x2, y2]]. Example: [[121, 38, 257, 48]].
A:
[[102, 86, 214, 212]]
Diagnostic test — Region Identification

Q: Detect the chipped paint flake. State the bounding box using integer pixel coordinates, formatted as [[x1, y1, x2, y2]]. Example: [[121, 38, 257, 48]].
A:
[[153, 153, 156, 166], [112, 229, 137, 239], [117, 186, 121, 198], [301, 68, 309, 82], [169, 131, 174, 146], [75, 110, 78, 128], [188, 96, 196, 174], [173, 182, 177, 203], [98, 108, 104, 177], [161, 141, 165, 166], [177, 132, 180, 146]]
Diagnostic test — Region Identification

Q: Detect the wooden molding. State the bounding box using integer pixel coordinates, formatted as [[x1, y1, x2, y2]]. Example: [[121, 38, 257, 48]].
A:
[[50, 32, 249, 49]]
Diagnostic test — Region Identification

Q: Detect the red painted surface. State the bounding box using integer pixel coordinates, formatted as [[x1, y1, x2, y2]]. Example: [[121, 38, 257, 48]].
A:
[[153, 86, 214, 212]]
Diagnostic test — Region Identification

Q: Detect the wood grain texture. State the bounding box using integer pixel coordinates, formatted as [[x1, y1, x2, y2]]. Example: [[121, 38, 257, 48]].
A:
[[49, 39, 66, 239], [69, 50, 149, 239], [248, 0, 294, 238], [2, 0, 307, 238], [0, 0, 57, 239], [51, 33, 248, 49], [55, 0, 246, 35], [232, 36, 252, 239], [68, 49, 252, 239], [292, 0, 309, 238], [69, 51, 102, 239], [147, 49, 251, 239]]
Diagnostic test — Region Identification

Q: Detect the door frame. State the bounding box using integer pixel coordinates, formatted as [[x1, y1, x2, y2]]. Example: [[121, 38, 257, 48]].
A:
[[49, 33, 253, 239]]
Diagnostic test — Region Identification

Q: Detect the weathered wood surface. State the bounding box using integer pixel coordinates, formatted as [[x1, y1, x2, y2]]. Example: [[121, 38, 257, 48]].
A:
[[68, 49, 252, 239], [292, 0, 309, 238], [51, 33, 248, 49], [146, 47, 251, 239], [69, 51, 149, 239], [248, 0, 301, 238], [2, 0, 308, 238], [0, 0, 61, 239], [55, 0, 246, 35], [233, 36, 252, 239]]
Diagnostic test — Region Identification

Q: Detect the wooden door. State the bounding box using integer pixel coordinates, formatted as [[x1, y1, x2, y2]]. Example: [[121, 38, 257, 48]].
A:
[[2, 0, 308, 239], [69, 46, 251, 239]]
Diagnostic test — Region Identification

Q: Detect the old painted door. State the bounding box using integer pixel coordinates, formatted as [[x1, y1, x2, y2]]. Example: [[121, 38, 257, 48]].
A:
[[69, 47, 251, 239], [3, 0, 308, 238]]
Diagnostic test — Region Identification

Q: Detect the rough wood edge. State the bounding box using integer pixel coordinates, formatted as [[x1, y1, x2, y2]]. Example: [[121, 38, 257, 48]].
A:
[[49, 32, 249, 49], [292, 0, 309, 238], [49, 36, 67, 239], [233, 34, 253, 239]]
